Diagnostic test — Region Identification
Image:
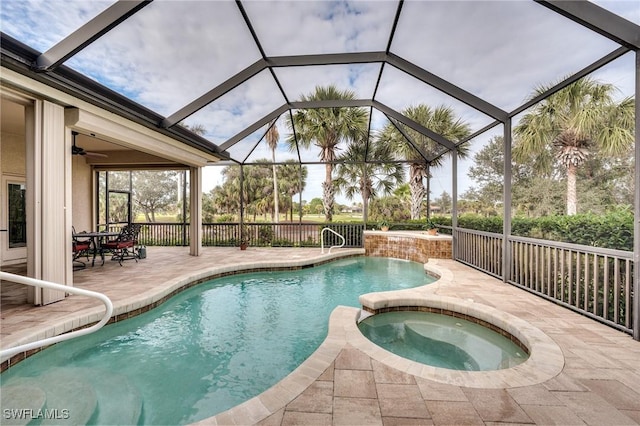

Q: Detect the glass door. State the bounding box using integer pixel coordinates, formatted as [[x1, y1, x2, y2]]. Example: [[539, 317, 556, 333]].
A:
[[1, 177, 27, 263], [107, 190, 131, 230]]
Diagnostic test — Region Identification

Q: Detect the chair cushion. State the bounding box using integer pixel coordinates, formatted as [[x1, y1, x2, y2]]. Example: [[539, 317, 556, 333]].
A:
[[103, 241, 134, 250], [73, 242, 91, 252]]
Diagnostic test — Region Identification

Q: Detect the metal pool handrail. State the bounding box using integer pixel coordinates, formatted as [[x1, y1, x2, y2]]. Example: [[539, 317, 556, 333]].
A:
[[321, 227, 345, 254], [0, 271, 113, 360]]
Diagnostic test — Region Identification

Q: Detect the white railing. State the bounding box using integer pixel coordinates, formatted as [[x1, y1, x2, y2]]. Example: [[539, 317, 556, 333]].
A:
[[0, 272, 114, 360], [321, 227, 345, 254]]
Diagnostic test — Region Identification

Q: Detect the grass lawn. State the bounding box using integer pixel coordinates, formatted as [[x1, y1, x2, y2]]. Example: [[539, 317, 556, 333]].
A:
[[134, 213, 364, 223]]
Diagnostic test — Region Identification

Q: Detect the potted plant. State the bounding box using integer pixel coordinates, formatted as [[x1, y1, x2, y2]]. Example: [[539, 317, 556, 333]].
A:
[[424, 218, 438, 236], [378, 219, 390, 232]]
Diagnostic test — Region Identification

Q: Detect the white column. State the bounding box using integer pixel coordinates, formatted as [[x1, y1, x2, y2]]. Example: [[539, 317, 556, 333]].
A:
[[25, 100, 41, 304], [29, 101, 70, 304], [189, 166, 202, 256]]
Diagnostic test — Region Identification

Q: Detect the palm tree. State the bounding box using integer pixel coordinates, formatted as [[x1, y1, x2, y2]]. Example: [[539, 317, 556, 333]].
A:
[[378, 104, 471, 219], [265, 120, 280, 222], [286, 85, 368, 221], [243, 161, 273, 221], [334, 136, 404, 223], [514, 77, 635, 215], [277, 160, 308, 221]]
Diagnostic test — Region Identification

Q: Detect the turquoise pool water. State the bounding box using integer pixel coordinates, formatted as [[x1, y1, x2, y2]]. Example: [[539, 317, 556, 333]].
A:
[[1, 257, 433, 425], [358, 311, 528, 371]]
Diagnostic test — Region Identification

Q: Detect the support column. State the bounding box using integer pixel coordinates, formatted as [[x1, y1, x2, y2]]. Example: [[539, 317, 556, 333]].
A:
[[25, 99, 41, 304], [298, 165, 303, 244], [426, 165, 431, 219], [452, 149, 458, 260], [502, 120, 513, 283], [189, 167, 202, 256], [239, 165, 244, 246], [633, 51, 639, 341], [28, 100, 69, 304]]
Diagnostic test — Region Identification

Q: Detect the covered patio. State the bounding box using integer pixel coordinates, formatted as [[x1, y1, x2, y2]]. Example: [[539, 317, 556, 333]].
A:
[[1, 247, 639, 424]]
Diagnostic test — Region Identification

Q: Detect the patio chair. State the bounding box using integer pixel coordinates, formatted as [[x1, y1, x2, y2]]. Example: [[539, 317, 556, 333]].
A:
[[72, 229, 93, 270], [101, 224, 141, 266]]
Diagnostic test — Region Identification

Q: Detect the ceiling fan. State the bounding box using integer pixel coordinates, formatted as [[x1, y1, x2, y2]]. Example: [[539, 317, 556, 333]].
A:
[[72, 131, 108, 158]]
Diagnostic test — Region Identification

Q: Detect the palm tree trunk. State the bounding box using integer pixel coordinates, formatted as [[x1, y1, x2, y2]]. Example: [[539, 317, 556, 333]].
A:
[[566, 164, 577, 215], [409, 166, 425, 220], [323, 163, 334, 222], [272, 157, 279, 223], [362, 187, 369, 224]]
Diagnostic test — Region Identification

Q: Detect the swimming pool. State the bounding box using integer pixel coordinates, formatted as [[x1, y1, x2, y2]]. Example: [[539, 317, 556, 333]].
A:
[[1, 257, 433, 425]]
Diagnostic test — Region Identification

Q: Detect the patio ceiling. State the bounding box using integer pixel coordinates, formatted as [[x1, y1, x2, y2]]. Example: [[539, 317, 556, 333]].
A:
[[1, 0, 638, 166]]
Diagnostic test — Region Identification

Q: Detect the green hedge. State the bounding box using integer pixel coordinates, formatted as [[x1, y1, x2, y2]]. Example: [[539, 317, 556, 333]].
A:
[[510, 210, 633, 251], [380, 211, 632, 251]]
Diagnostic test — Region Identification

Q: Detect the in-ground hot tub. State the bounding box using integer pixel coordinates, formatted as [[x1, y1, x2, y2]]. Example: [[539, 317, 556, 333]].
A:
[[358, 310, 529, 371], [355, 278, 564, 389]]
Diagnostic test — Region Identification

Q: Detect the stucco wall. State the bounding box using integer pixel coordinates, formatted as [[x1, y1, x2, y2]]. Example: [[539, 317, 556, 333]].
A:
[[71, 156, 93, 232], [1, 132, 26, 176]]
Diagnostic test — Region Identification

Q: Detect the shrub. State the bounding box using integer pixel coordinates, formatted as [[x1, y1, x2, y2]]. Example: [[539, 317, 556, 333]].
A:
[[463, 210, 633, 251]]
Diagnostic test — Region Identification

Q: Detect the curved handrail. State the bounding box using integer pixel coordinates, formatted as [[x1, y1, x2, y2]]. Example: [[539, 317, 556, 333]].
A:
[[321, 227, 345, 254], [0, 272, 113, 360]]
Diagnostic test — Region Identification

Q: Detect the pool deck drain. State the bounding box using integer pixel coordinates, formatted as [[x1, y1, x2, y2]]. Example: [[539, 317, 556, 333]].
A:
[[2, 247, 640, 425]]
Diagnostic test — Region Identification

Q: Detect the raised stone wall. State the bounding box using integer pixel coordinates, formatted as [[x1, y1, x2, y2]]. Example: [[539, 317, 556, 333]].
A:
[[364, 231, 452, 263]]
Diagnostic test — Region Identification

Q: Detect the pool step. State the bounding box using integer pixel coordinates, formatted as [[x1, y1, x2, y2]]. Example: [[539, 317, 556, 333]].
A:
[[404, 322, 480, 370], [0, 384, 47, 426], [0, 368, 142, 426], [87, 368, 143, 426], [1, 370, 98, 425]]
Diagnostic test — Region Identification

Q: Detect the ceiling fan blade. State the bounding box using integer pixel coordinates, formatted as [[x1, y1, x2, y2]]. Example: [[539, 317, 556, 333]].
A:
[[85, 151, 109, 158]]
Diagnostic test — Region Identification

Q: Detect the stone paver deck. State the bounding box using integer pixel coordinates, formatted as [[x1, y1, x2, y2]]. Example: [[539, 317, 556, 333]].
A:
[[2, 247, 639, 425]]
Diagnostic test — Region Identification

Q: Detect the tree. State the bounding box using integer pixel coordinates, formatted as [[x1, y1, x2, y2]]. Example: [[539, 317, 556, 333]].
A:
[[106, 170, 180, 222], [265, 120, 280, 222], [242, 162, 274, 221], [307, 198, 324, 215], [378, 104, 471, 219], [334, 136, 404, 222], [132, 171, 180, 222], [369, 196, 411, 222], [286, 85, 368, 221], [434, 191, 452, 215], [466, 136, 506, 211], [277, 159, 308, 221], [513, 77, 634, 215]]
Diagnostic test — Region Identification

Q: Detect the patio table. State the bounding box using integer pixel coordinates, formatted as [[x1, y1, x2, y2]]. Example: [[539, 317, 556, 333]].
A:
[[73, 231, 120, 266]]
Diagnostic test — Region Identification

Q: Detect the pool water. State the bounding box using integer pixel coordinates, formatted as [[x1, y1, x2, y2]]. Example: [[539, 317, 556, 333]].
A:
[[358, 311, 528, 371], [1, 257, 433, 425]]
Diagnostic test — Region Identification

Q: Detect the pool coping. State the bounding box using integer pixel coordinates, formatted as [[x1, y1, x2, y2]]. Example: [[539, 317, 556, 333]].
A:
[[202, 258, 565, 425]]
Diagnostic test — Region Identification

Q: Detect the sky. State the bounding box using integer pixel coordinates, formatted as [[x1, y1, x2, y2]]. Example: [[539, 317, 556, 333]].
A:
[[2, 0, 638, 204]]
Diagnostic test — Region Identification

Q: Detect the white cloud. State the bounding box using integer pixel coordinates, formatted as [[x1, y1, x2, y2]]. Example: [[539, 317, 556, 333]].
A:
[[243, 1, 398, 56], [0, 0, 112, 52], [3, 0, 638, 203], [66, 0, 262, 116], [390, 1, 621, 111]]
